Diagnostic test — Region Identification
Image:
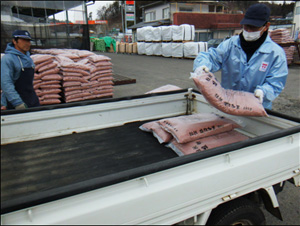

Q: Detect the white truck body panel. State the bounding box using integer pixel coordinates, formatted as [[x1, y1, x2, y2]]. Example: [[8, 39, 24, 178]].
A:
[[1, 90, 299, 225], [1, 93, 187, 145]]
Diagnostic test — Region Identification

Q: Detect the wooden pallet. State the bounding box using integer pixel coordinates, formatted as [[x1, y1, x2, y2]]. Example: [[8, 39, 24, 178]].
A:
[[183, 57, 195, 60], [113, 74, 136, 86], [172, 40, 194, 43]]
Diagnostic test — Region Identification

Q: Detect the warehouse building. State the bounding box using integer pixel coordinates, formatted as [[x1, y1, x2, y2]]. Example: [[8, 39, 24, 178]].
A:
[[1, 1, 93, 52]]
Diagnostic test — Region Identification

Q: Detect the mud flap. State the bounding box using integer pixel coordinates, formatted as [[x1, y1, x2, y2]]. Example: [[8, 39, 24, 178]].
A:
[[259, 186, 283, 221]]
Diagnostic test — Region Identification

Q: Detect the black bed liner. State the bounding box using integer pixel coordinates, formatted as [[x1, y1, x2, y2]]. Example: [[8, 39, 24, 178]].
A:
[[1, 121, 177, 212]]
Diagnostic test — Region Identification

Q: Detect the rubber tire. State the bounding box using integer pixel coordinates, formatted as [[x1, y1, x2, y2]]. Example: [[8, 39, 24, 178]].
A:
[[206, 197, 266, 225]]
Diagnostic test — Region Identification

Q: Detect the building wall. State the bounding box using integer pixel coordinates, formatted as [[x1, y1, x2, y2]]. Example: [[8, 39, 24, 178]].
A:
[[173, 12, 244, 29], [1, 0, 89, 52], [141, 2, 243, 41], [145, 4, 170, 21]]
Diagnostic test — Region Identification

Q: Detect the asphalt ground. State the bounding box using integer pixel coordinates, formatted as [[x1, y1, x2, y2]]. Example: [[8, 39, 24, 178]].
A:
[[104, 52, 299, 117], [99, 51, 300, 225]]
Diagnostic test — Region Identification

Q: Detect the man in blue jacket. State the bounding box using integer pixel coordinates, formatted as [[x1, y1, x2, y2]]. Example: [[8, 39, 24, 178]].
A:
[[1, 30, 40, 110], [193, 3, 288, 110]]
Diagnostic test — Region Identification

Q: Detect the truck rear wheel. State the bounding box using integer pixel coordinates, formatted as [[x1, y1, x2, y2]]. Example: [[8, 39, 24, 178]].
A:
[[206, 197, 266, 225]]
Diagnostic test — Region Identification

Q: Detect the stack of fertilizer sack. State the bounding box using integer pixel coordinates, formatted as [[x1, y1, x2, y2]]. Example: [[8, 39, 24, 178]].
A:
[[31, 49, 114, 104], [31, 54, 63, 105], [269, 28, 296, 65], [269, 28, 294, 43], [139, 113, 249, 156], [59, 54, 113, 103]]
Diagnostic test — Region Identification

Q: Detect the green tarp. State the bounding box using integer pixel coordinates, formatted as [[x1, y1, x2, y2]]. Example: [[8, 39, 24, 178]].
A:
[[92, 39, 106, 52], [90, 36, 116, 52], [100, 36, 116, 52]]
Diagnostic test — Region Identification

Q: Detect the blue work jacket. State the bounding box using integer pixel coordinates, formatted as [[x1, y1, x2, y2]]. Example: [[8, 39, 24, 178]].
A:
[[1, 43, 35, 107], [193, 35, 288, 109]]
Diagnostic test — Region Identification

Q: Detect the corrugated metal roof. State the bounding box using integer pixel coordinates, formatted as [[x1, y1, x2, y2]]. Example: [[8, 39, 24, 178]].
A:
[[1, 1, 83, 11], [129, 19, 171, 29]]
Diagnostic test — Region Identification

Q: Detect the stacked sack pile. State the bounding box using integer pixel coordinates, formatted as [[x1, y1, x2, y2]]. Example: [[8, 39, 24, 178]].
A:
[[269, 28, 296, 65], [31, 49, 114, 104], [56, 55, 93, 103], [31, 54, 63, 105], [269, 28, 294, 43], [139, 113, 249, 156], [85, 55, 114, 100]]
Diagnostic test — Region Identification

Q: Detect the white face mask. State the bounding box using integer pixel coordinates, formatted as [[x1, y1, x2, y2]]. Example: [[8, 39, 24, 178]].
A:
[[242, 28, 264, 42]]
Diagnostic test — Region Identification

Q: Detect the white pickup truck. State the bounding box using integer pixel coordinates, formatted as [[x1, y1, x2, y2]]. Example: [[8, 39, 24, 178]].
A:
[[1, 89, 299, 225]]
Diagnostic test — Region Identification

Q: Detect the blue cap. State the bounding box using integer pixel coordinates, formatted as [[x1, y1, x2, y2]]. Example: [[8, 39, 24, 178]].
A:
[[12, 30, 32, 40], [240, 4, 270, 27]]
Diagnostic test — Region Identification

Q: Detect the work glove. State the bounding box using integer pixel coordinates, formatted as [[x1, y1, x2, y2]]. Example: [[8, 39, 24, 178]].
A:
[[254, 89, 264, 104], [195, 66, 210, 76], [15, 103, 27, 110], [190, 66, 210, 79]]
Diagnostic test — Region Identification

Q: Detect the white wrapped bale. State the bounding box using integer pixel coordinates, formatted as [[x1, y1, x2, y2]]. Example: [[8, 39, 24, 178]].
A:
[[172, 42, 183, 57], [172, 25, 184, 41], [145, 42, 154, 55], [137, 42, 145, 55], [161, 26, 172, 41], [181, 24, 192, 41], [152, 27, 162, 41], [137, 27, 145, 41], [183, 42, 199, 58], [198, 42, 208, 53], [144, 26, 154, 42], [191, 25, 195, 41], [152, 43, 162, 56], [162, 42, 172, 57]]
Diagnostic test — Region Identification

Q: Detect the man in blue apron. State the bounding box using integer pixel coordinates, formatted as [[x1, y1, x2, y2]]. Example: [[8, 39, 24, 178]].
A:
[[1, 30, 40, 110], [193, 3, 288, 110]]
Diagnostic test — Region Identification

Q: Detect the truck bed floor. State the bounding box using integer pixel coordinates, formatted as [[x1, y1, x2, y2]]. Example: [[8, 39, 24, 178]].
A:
[[1, 121, 177, 203]]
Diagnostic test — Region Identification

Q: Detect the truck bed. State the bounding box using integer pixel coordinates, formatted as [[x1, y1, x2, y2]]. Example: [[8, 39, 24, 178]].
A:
[[1, 120, 177, 211], [1, 90, 299, 220]]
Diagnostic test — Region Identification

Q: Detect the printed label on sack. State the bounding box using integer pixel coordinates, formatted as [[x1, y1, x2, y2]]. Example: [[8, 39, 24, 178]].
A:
[[259, 61, 269, 72]]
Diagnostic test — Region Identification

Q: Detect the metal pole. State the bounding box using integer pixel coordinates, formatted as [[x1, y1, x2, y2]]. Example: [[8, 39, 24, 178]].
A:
[[121, 2, 125, 42], [125, 3, 127, 40], [66, 9, 70, 48], [134, 1, 136, 25], [53, 13, 58, 47], [84, 0, 90, 50]]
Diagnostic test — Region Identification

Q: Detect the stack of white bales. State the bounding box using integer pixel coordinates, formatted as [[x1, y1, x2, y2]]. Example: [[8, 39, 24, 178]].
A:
[[137, 24, 195, 42], [137, 24, 206, 58]]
